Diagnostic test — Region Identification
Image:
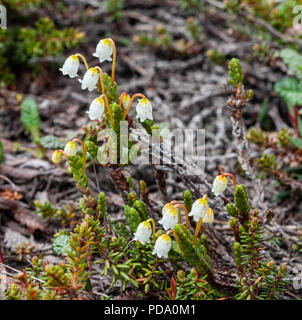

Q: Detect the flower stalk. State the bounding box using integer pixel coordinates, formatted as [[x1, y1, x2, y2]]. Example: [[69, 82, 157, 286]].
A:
[[100, 93, 114, 126], [75, 53, 89, 70], [222, 172, 237, 189], [122, 93, 146, 120], [108, 38, 117, 85], [193, 218, 203, 244], [173, 204, 189, 229], [166, 229, 185, 255], [94, 66, 105, 94]]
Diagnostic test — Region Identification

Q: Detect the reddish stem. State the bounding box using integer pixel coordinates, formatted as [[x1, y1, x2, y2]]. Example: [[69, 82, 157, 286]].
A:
[[288, 106, 299, 137], [222, 172, 237, 188], [173, 204, 189, 229], [171, 277, 177, 300], [122, 93, 146, 120]]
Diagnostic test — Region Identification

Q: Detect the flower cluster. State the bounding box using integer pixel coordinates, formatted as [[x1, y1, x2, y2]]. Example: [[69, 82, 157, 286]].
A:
[[131, 174, 235, 259], [52, 38, 156, 169], [133, 191, 217, 259], [59, 38, 153, 124], [189, 195, 212, 223]]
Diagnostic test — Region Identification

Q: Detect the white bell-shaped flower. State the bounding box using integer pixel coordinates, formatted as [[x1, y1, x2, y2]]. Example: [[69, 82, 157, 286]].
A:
[[133, 221, 152, 244], [92, 39, 113, 63], [122, 93, 130, 110], [152, 234, 172, 259], [203, 208, 214, 224], [87, 97, 105, 121], [52, 150, 63, 164], [59, 55, 79, 78], [64, 141, 77, 157], [79, 67, 99, 91], [162, 203, 175, 216], [135, 98, 153, 122], [212, 175, 228, 196], [159, 205, 178, 231], [189, 195, 209, 222]]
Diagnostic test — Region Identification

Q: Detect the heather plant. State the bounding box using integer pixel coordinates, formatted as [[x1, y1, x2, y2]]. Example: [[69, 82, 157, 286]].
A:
[[105, 0, 125, 22], [224, 0, 301, 33], [133, 23, 203, 56], [4, 41, 288, 300]]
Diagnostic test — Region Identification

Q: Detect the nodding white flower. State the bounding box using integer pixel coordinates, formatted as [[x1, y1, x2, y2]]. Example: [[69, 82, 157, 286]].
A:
[[122, 94, 130, 110], [59, 55, 79, 78], [152, 234, 172, 258], [212, 175, 228, 196], [87, 97, 105, 121], [133, 221, 152, 244], [159, 205, 178, 231], [64, 141, 77, 157], [203, 208, 214, 224], [92, 38, 113, 63], [78, 67, 99, 91], [162, 203, 175, 216], [189, 195, 209, 222], [135, 98, 153, 122], [52, 150, 63, 164]]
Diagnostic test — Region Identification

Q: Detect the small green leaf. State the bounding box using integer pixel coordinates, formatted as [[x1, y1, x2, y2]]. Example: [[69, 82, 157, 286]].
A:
[[85, 278, 92, 291], [20, 98, 41, 143], [280, 48, 302, 80], [259, 99, 274, 131], [40, 135, 64, 150], [52, 234, 71, 256], [272, 189, 291, 202], [274, 77, 302, 107], [288, 136, 302, 149]]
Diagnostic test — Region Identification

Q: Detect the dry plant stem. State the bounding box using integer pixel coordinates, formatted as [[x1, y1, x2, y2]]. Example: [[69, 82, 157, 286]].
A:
[[222, 172, 237, 189], [173, 204, 189, 229], [194, 218, 203, 244], [147, 218, 156, 241], [72, 139, 87, 176], [75, 53, 89, 70], [230, 108, 264, 210], [100, 94, 114, 126], [108, 38, 117, 85], [87, 254, 94, 299], [0, 175, 19, 191], [119, 92, 129, 111], [123, 93, 146, 120], [131, 121, 232, 206], [94, 66, 105, 94], [0, 262, 46, 284], [92, 159, 101, 192]]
